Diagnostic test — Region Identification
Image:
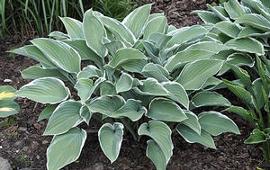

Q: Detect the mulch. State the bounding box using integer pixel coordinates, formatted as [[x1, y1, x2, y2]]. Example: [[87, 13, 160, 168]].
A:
[[0, 0, 263, 169]]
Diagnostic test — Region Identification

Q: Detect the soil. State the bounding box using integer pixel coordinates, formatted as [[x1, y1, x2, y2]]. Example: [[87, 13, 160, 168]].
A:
[[0, 0, 263, 170]]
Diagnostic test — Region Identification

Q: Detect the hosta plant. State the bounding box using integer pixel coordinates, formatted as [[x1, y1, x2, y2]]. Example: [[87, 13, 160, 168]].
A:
[[12, 4, 240, 170], [194, 0, 270, 164], [0, 85, 19, 118]]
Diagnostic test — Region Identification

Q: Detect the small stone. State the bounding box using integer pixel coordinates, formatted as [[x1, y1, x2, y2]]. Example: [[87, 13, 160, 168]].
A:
[[92, 163, 104, 170], [3, 79, 12, 83], [42, 140, 49, 145], [0, 157, 12, 170]]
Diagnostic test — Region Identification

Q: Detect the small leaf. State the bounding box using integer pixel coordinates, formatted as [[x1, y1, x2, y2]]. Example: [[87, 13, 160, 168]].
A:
[[223, 79, 253, 106], [226, 105, 253, 122], [135, 78, 168, 96], [116, 72, 134, 93], [162, 81, 189, 109], [100, 81, 117, 96], [192, 91, 231, 107], [142, 63, 169, 82], [138, 121, 173, 163], [47, 128, 87, 170], [177, 124, 216, 149], [17, 77, 70, 104], [180, 111, 201, 135], [146, 140, 167, 170], [44, 101, 82, 135], [0, 101, 20, 118], [75, 78, 94, 102], [244, 129, 266, 144], [60, 17, 83, 39], [108, 48, 147, 69], [199, 111, 240, 136], [38, 105, 57, 122], [80, 105, 92, 125], [144, 16, 167, 40], [0, 86, 16, 100], [77, 65, 102, 79], [98, 122, 124, 163], [147, 98, 187, 122]]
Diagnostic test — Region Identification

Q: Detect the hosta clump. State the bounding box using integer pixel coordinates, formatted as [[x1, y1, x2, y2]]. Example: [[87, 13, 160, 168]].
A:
[[193, 0, 270, 163], [12, 4, 240, 170], [0, 85, 19, 118]]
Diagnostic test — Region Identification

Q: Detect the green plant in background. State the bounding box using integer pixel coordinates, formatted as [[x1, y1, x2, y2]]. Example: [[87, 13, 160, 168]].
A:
[[0, 0, 135, 38], [0, 85, 19, 118], [193, 0, 270, 164], [92, 0, 135, 20], [11, 4, 241, 170]]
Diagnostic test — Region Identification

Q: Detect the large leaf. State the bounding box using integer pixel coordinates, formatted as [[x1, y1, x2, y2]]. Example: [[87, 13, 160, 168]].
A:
[[83, 9, 107, 57], [88, 95, 125, 115], [108, 48, 147, 68], [165, 49, 214, 72], [31, 38, 81, 73], [0, 86, 16, 100], [198, 111, 240, 136], [236, 14, 270, 32], [147, 98, 187, 122], [60, 17, 83, 39], [17, 77, 70, 104], [176, 59, 224, 90], [122, 4, 151, 38], [144, 16, 167, 40], [98, 122, 124, 163], [10, 45, 55, 68], [138, 120, 173, 163], [225, 38, 264, 55], [177, 124, 216, 149], [162, 82, 189, 109], [99, 15, 135, 45], [44, 101, 82, 135], [214, 21, 241, 38], [47, 128, 87, 170], [166, 25, 208, 48], [146, 140, 167, 170], [192, 91, 231, 107], [63, 40, 102, 65], [21, 65, 67, 81], [223, 0, 246, 19]]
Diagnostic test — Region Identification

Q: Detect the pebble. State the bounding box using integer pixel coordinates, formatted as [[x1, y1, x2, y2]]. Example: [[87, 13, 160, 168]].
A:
[[3, 79, 12, 83], [92, 163, 104, 170], [0, 157, 12, 170]]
